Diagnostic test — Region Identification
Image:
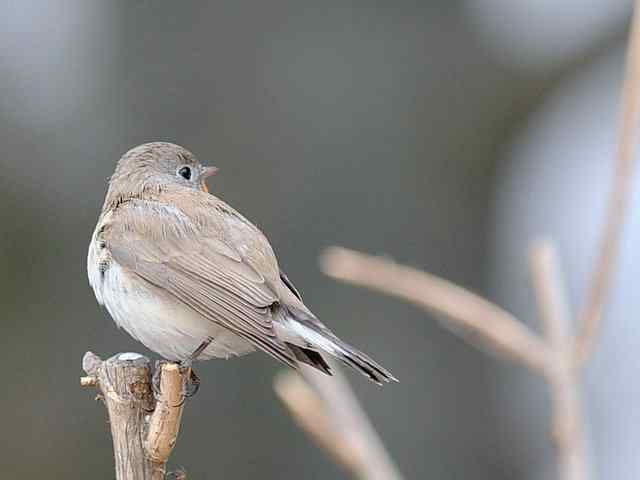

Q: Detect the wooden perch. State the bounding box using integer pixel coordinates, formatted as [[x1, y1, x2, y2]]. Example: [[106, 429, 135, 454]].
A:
[[81, 352, 189, 480]]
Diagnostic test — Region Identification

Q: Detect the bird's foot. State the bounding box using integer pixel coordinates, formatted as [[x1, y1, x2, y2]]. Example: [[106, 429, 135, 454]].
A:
[[150, 359, 199, 406], [176, 357, 200, 399], [152, 337, 213, 405], [180, 368, 201, 399]]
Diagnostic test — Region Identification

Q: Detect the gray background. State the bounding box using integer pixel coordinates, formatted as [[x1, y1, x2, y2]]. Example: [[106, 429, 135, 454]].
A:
[[0, 1, 635, 479]]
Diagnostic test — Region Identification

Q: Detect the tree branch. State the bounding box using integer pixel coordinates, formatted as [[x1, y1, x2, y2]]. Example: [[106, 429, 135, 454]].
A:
[[319, 241, 594, 480], [320, 247, 552, 377]]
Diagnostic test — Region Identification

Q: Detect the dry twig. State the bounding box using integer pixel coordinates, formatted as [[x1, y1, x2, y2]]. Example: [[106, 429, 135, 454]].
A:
[[575, 0, 640, 361], [274, 371, 366, 477], [318, 243, 593, 480], [321, 247, 552, 377], [529, 241, 588, 480], [275, 365, 404, 480], [319, 242, 598, 480]]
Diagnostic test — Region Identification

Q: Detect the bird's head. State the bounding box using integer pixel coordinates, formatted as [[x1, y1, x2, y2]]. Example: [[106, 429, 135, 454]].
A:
[[104, 142, 218, 209]]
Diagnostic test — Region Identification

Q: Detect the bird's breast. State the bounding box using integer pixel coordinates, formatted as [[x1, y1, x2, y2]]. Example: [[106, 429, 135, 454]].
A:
[[87, 225, 254, 361]]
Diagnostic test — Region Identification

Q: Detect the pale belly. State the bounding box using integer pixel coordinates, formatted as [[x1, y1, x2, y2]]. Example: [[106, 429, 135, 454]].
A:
[[88, 241, 254, 361]]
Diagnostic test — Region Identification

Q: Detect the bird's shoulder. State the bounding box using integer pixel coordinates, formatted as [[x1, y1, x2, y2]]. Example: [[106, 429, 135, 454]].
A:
[[98, 186, 281, 283]]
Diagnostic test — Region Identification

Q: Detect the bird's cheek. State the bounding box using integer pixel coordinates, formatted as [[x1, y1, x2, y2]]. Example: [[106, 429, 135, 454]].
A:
[[199, 181, 209, 193]]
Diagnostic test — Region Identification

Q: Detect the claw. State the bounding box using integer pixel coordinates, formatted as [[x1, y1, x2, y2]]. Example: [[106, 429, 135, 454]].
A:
[[184, 370, 201, 398]]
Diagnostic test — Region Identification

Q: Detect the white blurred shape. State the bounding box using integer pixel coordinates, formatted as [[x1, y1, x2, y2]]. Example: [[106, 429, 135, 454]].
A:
[[463, 0, 632, 72], [491, 49, 640, 479]]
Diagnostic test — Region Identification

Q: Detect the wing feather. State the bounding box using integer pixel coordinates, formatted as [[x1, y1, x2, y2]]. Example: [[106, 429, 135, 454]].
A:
[[103, 198, 297, 367]]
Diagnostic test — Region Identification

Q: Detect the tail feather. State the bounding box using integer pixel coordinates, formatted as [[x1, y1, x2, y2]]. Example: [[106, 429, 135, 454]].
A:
[[330, 339, 397, 385], [279, 314, 397, 385], [287, 344, 333, 376]]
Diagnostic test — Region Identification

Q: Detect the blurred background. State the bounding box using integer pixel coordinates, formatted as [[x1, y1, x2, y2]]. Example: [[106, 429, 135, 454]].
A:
[[1, 1, 638, 478]]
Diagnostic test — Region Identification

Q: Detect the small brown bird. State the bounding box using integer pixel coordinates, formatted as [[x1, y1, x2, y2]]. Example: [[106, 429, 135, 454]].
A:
[[88, 142, 395, 384]]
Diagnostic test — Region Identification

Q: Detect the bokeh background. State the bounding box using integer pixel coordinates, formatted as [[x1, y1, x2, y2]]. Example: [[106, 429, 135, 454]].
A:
[[1, 1, 638, 479]]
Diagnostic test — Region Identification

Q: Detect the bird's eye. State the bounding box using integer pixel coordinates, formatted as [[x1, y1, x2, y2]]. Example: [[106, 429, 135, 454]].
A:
[[177, 166, 192, 180]]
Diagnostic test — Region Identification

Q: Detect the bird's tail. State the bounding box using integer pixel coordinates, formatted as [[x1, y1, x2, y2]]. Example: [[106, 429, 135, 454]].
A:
[[328, 336, 397, 385], [280, 315, 397, 385]]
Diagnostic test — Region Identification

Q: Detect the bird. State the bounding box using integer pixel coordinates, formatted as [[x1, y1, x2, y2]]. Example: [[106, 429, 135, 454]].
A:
[[87, 142, 395, 385]]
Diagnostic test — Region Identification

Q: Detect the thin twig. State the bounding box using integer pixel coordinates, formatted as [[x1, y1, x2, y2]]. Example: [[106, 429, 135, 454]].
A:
[[275, 366, 404, 480], [303, 365, 404, 480], [529, 240, 588, 480], [319, 243, 591, 480], [321, 247, 552, 377], [575, 0, 640, 362], [274, 371, 366, 477], [528, 240, 573, 342]]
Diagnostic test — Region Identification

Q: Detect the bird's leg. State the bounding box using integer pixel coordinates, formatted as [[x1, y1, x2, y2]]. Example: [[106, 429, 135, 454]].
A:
[[187, 337, 214, 363], [151, 336, 212, 403], [179, 337, 214, 399]]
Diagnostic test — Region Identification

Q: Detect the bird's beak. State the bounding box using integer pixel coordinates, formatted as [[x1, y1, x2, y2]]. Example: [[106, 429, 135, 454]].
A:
[[203, 166, 219, 178], [200, 166, 218, 193]]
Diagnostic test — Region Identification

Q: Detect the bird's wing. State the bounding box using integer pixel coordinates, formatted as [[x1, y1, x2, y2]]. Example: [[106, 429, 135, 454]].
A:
[[101, 197, 297, 367]]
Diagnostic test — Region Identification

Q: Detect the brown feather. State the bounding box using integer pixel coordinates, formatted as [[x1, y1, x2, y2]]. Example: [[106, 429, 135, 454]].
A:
[[102, 189, 299, 368]]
